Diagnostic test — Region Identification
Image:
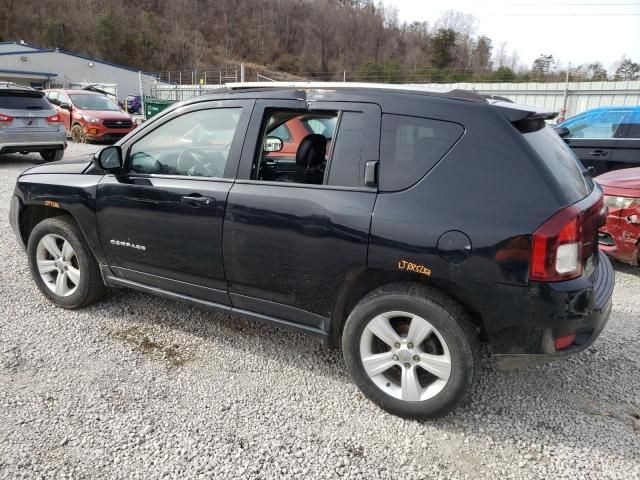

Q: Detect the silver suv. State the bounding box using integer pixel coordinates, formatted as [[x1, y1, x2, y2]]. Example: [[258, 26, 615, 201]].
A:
[[0, 83, 66, 162]]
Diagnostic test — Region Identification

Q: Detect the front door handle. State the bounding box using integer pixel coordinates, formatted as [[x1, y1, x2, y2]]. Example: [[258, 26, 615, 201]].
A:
[[181, 195, 214, 207], [589, 150, 608, 157]]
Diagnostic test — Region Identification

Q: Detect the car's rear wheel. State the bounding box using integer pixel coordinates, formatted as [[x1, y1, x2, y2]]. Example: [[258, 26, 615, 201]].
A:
[[342, 283, 480, 419], [40, 149, 64, 162], [71, 124, 86, 143], [27, 217, 107, 309]]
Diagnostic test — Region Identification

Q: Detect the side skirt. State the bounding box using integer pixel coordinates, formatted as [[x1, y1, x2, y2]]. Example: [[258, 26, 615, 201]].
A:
[[104, 275, 330, 343]]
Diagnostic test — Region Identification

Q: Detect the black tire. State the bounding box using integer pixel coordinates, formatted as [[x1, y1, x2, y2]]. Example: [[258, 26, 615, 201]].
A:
[[40, 149, 64, 162], [342, 283, 480, 419], [27, 216, 107, 309]]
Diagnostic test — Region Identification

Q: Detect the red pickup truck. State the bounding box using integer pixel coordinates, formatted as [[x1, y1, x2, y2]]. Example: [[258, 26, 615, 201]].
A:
[[45, 89, 135, 143]]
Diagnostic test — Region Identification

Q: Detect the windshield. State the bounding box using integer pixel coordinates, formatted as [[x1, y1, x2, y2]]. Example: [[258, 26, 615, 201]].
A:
[[70, 94, 119, 111]]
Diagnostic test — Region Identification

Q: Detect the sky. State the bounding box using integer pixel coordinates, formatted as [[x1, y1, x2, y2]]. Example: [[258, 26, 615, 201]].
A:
[[384, 0, 640, 71]]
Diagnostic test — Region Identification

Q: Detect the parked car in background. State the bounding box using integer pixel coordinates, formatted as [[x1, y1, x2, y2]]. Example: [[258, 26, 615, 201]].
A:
[[125, 95, 142, 114], [555, 106, 640, 176], [0, 83, 66, 162], [596, 167, 640, 265], [45, 89, 135, 144], [10, 84, 614, 419]]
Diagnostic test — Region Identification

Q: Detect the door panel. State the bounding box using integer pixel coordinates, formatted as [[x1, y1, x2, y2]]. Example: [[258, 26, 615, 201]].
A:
[[224, 183, 376, 326], [564, 138, 616, 176], [96, 100, 253, 304], [611, 139, 640, 168], [97, 175, 232, 303], [224, 99, 380, 328]]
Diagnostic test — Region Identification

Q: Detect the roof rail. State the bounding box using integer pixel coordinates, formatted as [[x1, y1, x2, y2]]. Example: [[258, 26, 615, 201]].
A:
[[225, 81, 486, 102]]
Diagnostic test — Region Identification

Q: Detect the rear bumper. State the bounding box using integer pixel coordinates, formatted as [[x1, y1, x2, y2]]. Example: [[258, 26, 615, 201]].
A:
[[0, 128, 66, 153], [1, 140, 66, 154], [598, 226, 639, 266], [489, 252, 615, 369]]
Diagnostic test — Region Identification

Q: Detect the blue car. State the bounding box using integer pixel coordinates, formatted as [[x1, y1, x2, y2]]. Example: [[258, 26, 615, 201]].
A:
[[555, 106, 640, 176]]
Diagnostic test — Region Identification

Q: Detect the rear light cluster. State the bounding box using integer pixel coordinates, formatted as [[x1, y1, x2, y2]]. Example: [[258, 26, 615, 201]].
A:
[[530, 194, 606, 282], [604, 195, 640, 211], [46, 114, 63, 123], [0, 113, 13, 127], [554, 334, 577, 350]]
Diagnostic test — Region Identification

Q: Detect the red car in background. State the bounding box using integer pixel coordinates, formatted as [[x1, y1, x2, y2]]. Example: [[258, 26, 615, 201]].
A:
[[596, 168, 640, 265], [45, 89, 135, 143]]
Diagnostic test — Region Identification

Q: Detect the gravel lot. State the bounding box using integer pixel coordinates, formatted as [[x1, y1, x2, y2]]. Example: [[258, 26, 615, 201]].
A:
[[1, 144, 639, 479]]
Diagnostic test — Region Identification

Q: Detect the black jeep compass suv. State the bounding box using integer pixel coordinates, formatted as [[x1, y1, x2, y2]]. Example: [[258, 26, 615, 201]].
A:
[[9, 83, 614, 418]]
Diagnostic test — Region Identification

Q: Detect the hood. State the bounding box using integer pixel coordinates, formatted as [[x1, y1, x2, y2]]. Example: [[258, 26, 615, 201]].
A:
[[595, 167, 640, 194], [76, 108, 132, 121], [22, 154, 93, 175]]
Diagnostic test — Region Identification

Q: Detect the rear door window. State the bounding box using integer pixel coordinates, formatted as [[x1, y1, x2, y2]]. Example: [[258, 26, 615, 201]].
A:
[[619, 110, 640, 138], [0, 91, 51, 110], [379, 114, 464, 191]]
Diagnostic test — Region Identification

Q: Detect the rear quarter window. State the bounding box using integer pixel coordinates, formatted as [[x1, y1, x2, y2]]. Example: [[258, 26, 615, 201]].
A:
[[380, 114, 463, 191], [523, 126, 592, 203], [0, 91, 51, 110]]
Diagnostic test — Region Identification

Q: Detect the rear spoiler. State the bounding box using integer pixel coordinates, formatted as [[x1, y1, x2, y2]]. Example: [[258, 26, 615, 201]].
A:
[[489, 99, 558, 123]]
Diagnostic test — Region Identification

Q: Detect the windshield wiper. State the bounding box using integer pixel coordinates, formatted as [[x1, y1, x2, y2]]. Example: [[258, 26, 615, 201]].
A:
[[25, 106, 44, 110]]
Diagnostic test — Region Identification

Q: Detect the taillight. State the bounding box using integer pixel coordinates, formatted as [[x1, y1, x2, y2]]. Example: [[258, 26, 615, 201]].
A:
[[0, 113, 13, 127], [530, 205, 582, 281], [554, 334, 577, 350], [530, 193, 605, 282], [46, 114, 63, 123]]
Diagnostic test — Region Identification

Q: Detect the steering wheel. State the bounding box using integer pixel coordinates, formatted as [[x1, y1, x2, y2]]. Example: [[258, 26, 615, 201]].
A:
[[177, 148, 212, 177]]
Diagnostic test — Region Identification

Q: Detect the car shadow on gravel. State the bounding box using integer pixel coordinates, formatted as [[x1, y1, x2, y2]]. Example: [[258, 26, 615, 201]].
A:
[[612, 260, 639, 277]]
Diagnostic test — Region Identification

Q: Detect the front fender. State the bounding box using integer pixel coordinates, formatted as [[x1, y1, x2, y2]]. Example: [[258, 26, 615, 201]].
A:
[[15, 173, 107, 265]]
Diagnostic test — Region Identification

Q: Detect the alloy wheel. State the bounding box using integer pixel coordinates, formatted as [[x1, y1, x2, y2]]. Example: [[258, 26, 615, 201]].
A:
[[359, 311, 452, 402], [36, 233, 80, 297], [71, 125, 86, 143]]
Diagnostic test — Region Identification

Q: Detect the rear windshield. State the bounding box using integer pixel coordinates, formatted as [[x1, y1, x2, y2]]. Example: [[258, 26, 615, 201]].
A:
[[523, 126, 592, 202], [0, 91, 50, 110]]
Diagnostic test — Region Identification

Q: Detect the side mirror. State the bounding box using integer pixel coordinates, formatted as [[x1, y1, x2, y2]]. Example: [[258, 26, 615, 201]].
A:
[[94, 145, 123, 171], [263, 136, 283, 153], [553, 126, 570, 138], [59, 103, 72, 112]]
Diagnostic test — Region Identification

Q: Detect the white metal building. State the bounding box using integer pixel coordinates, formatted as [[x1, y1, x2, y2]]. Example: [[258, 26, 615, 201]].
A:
[[0, 41, 162, 100]]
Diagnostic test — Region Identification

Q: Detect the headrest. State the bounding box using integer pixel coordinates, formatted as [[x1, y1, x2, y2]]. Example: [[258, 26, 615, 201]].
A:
[[296, 134, 327, 167]]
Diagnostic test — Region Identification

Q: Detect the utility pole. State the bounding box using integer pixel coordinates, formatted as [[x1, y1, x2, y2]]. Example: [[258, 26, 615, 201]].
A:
[[560, 62, 571, 122]]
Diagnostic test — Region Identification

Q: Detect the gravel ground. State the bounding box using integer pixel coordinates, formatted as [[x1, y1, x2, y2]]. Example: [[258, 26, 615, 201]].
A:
[[1, 144, 639, 480]]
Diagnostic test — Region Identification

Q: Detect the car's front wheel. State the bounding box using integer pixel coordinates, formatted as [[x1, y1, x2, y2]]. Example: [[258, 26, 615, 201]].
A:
[[342, 283, 480, 419], [70, 124, 86, 143], [40, 149, 64, 162], [27, 217, 107, 309]]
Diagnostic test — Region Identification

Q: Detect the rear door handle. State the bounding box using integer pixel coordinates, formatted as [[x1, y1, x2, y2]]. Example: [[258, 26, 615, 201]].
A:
[[589, 150, 608, 157], [181, 195, 214, 207]]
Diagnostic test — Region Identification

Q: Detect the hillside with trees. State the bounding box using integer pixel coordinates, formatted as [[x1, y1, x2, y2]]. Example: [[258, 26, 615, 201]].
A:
[[0, 0, 637, 83]]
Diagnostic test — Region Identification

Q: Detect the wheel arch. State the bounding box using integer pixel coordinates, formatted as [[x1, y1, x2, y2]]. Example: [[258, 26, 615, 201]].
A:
[[19, 203, 72, 246], [329, 268, 484, 347]]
